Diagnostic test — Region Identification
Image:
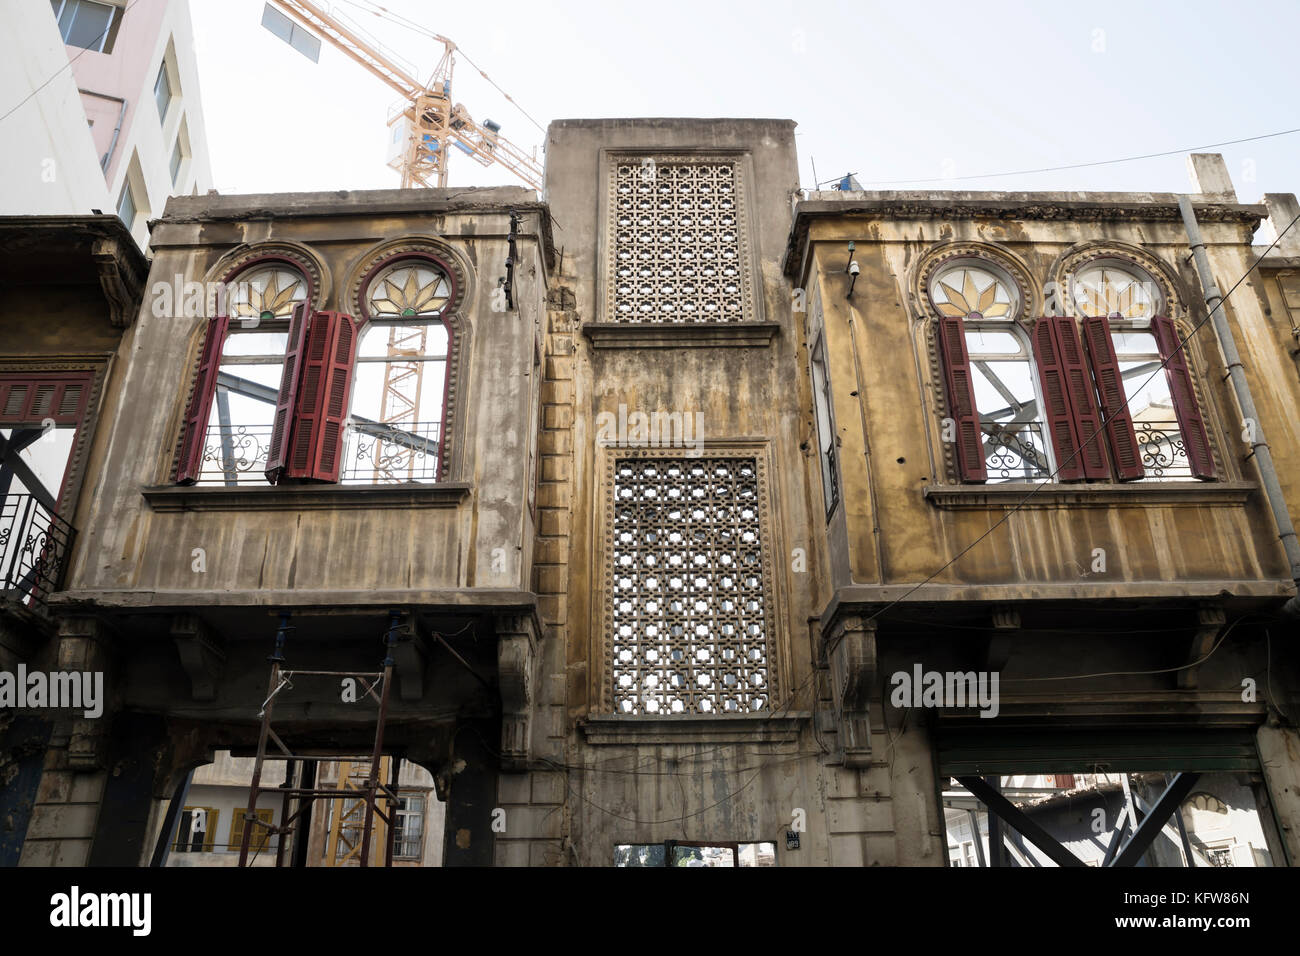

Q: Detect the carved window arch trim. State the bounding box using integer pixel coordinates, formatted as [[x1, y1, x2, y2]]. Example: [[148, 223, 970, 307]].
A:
[[204, 241, 328, 312], [345, 240, 473, 483], [1053, 243, 1186, 320], [593, 441, 785, 718], [912, 244, 1038, 483]]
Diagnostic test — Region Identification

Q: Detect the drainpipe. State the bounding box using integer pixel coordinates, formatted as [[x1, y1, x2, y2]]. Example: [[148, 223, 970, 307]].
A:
[[1178, 195, 1300, 617], [80, 89, 126, 174]]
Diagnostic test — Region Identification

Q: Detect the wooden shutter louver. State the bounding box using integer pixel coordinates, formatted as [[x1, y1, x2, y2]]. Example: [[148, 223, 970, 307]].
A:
[[1150, 315, 1215, 479], [284, 311, 357, 482], [0, 372, 92, 427], [264, 301, 311, 482], [1053, 316, 1109, 479], [1032, 318, 1085, 481], [176, 316, 229, 483], [1081, 315, 1144, 480], [936, 314, 987, 482]]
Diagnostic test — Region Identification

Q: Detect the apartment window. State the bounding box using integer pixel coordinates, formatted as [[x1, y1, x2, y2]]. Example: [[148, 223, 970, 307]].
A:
[[607, 157, 752, 323], [229, 808, 274, 853], [932, 256, 1215, 483], [116, 181, 136, 231], [809, 331, 839, 517], [608, 455, 772, 715], [154, 63, 173, 122], [172, 807, 218, 852], [392, 796, 425, 859], [177, 247, 463, 486], [51, 0, 121, 54], [169, 137, 184, 185]]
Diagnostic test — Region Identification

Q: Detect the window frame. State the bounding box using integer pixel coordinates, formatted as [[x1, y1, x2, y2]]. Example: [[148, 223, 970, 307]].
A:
[[52, 0, 121, 54], [595, 443, 783, 717], [154, 61, 173, 123], [926, 250, 1219, 485]]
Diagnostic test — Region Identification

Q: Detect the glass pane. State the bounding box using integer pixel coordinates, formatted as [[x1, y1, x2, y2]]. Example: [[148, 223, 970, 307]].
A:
[[366, 264, 452, 318], [1112, 329, 1188, 479], [671, 845, 735, 867], [963, 328, 1050, 482], [228, 268, 306, 325], [964, 330, 1023, 357], [614, 844, 666, 867], [117, 185, 135, 228], [170, 139, 182, 183], [1073, 265, 1157, 319], [0, 426, 75, 502], [931, 265, 1014, 319], [64, 0, 113, 51], [154, 64, 171, 120], [356, 321, 448, 360]]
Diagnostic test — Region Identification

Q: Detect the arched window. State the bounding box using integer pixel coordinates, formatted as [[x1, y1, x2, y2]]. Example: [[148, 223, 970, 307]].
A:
[[346, 258, 455, 483], [177, 263, 310, 485], [930, 260, 1054, 482], [1070, 260, 1214, 480]]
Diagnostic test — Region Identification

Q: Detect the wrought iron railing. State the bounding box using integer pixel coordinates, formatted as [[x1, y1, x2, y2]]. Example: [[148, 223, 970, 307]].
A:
[[195, 421, 442, 485], [340, 420, 441, 484], [199, 424, 274, 485], [982, 421, 1051, 482], [1, 494, 76, 609], [1134, 420, 1191, 479]]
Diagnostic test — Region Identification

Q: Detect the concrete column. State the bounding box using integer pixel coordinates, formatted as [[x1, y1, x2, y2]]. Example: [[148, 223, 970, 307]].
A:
[[1257, 721, 1300, 866]]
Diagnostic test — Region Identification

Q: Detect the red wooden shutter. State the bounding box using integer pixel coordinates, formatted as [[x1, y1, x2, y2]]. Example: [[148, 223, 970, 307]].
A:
[[1081, 315, 1144, 480], [1151, 315, 1215, 479], [264, 301, 311, 483], [0, 372, 92, 427], [284, 312, 357, 482], [176, 316, 229, 484], [1033, 317, 1087, 482], [1054, 316, 1109, 479], [936, 315, 987, 482]]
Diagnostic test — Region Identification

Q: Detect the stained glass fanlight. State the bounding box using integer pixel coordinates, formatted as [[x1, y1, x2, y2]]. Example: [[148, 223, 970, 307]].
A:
[[929, 262, 1016, 319], [228, 267, 307, 324], [1072, 262, 1159, 319], [366, 262, 452, 318]]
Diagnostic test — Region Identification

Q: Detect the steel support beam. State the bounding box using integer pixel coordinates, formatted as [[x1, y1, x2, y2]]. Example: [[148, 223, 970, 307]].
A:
[[957, 775, 1086, 868], [1110, 772, 1200, 868]]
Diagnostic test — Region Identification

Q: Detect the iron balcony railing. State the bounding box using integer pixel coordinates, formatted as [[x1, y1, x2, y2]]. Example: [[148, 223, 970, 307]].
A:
[[981, 420, 1191, 482], [0, 494, 76, 609], [196, 420, 442, 485]]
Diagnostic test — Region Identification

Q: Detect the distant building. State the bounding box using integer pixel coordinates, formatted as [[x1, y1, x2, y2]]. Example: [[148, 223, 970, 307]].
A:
[[0, 0, 212, 250]]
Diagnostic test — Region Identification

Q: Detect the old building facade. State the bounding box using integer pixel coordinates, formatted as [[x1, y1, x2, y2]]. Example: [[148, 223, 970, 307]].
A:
[[2, 120, 1298, 867]]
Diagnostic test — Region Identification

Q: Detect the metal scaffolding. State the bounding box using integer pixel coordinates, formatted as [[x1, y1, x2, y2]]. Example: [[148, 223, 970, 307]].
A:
[[236, 611, 402, 867]]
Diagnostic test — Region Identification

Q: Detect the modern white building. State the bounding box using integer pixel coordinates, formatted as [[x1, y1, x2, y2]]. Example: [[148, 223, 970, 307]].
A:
[[0, 0, 212, 250]]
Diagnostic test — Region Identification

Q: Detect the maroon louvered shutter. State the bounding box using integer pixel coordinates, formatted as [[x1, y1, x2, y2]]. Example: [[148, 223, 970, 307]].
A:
[[264, 301, 311, 483], [0, 372, 92, 426], [936, 314, 987, 482], [1151, 315, 1215, 479], [1032, 317, 1087, 481], [176, 316, 229, 484], [1054, 316, 1109, 479], [284, 312, 356, 482], [1082, 315, 1144, 480]]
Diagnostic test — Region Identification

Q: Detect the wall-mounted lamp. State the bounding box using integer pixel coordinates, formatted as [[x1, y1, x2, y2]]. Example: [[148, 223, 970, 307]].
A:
[[847, 259, 860, 298], [845, 240, 855, 272]]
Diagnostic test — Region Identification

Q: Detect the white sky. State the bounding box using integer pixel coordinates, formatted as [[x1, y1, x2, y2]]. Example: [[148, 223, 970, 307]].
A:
[[192, 0, 1300, 204]]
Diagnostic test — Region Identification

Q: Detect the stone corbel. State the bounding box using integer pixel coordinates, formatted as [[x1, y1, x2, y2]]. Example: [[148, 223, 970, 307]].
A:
[[91, 236, 144, 329], [496, 612, 540, 772], [1177, 604, 1226, 690], [171, 614, 226, 701], [392, 614, 428, 702], [824, 614, 877, 768], [56, 615, 115, 770]]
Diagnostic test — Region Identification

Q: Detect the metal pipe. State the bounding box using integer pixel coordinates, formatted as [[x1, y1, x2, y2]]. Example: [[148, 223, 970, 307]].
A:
[[1178, 196, 1300, 616]]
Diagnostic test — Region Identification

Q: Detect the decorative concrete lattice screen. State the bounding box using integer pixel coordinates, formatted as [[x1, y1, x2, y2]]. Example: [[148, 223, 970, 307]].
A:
[[609, 456, 771, 714], [608, 159, 752, 323]]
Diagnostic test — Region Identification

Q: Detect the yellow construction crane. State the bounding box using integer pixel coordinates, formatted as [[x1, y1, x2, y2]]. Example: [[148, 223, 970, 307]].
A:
[[265, 1, 543, 191]]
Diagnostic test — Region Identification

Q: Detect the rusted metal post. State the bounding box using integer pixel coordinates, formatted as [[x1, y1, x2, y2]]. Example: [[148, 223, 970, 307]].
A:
[[359, 611, 399, 867], [240, 612, 291, 867]]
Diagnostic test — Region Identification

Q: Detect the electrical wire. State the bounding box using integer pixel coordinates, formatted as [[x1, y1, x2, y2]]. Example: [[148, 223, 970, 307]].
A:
[[0, 0, 143, 126], [816, 125, 1300, 189], [335, 0, 547, 135]]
